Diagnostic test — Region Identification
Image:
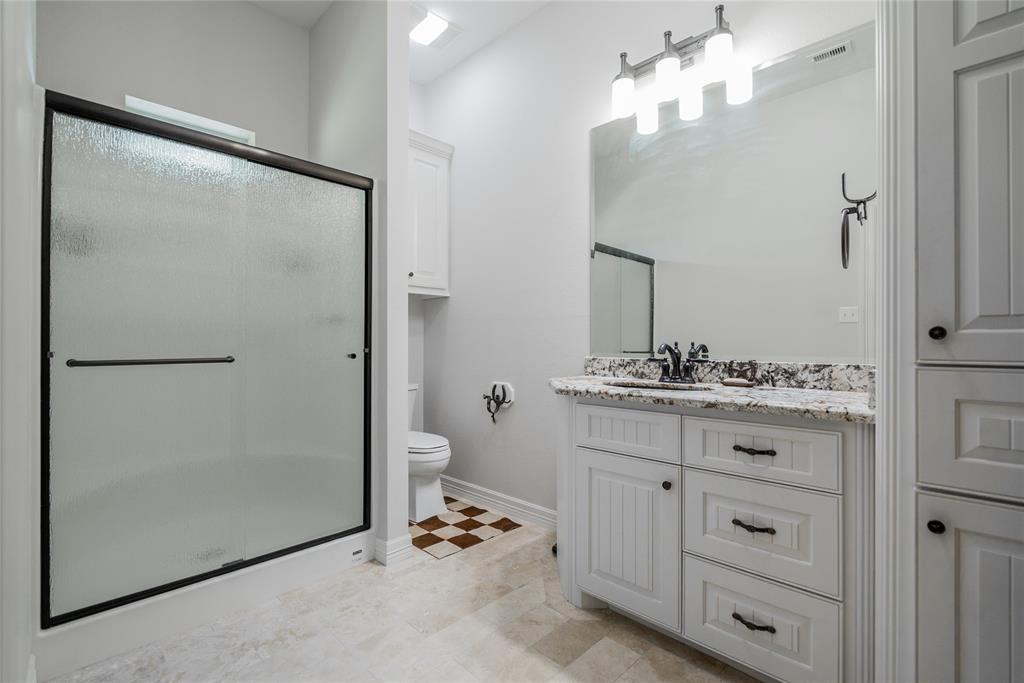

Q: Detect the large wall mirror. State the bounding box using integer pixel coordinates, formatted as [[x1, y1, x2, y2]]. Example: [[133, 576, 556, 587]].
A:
[[590, 24, 876, 363]]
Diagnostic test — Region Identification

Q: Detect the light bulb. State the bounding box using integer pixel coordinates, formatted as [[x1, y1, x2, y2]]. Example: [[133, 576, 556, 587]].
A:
[[726, 60, 752, 105], [704, 31, 733, 82], [654, 31, 681, 102], [677, 66, 703, 121], [610, 51, 636, 119], [611, 75, 635, 118], [654, 54, 681, 102], [636, 95, 658, 135]]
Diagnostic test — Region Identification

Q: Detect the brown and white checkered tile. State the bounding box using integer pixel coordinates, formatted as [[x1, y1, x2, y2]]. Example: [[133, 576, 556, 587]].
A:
[[410, 496, 522, 559]]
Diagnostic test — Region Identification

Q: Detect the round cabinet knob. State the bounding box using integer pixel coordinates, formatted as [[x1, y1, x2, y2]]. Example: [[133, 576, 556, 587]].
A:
[[408, 272, 415, 278], [926, 520, 946, 535], [661, 481, 672, 491], [928, 326, 948, 340]]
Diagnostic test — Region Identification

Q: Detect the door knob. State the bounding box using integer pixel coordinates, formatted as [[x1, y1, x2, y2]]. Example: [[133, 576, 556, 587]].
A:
[[662, 481, 672, 491], [926, 520, 946, 535], [928, 326, 947, 340]]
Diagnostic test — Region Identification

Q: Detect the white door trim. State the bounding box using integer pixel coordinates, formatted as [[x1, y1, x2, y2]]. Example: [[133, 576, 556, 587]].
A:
[[875, 1, 917, 681]]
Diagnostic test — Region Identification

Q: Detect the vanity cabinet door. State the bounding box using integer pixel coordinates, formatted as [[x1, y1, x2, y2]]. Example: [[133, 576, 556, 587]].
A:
[[408, 131, 452, 296], [574, 447, 680, 631], [916, 1, 1024, 363], [918, 493, 1024, 683]]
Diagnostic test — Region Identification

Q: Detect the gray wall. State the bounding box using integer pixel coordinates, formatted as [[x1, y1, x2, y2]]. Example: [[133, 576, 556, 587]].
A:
[[36, 1, 310, 159]]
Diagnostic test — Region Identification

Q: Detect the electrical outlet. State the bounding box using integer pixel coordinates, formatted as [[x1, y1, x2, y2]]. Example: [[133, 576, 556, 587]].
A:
[[490, 381, 514, 403], [839, 306, 859, 324]]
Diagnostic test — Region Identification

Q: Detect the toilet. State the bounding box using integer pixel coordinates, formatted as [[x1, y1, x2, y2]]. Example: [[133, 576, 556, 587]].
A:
[[407, 384, 451, 522]]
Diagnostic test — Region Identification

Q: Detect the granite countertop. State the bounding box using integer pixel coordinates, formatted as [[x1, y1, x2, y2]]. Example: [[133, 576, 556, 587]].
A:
[[549, 375, 875, 424]]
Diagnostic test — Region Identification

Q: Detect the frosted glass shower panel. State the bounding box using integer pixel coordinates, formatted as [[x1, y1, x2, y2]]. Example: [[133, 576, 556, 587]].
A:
[[45, 103, 370, 624], [47, 113, 245, 617], [241, 164, 366, 557]]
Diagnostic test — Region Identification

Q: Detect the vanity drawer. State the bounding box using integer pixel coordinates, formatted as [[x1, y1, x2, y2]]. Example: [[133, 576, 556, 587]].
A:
[[683, 556, 841, 683], [683, 470, 841, 597], [683, 417, 841, 492], [575, 404, 681, 463]]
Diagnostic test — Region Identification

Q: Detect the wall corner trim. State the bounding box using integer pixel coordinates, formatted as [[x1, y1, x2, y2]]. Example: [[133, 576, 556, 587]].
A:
[[441, 475, 557, 531], [374, 534, 414, 566]]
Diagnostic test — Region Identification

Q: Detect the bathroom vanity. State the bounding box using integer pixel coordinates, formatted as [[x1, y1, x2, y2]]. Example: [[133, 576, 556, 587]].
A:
[[550, 368, 874, 683]]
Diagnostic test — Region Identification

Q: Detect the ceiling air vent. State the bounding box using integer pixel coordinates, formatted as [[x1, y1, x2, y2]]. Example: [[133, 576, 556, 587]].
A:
[[811, 40, 851, 64]]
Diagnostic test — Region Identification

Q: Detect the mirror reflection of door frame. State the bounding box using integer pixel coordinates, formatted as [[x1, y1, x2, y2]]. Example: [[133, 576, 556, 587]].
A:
[[591, 242, 654, 355], [40, 90, 374, 628]]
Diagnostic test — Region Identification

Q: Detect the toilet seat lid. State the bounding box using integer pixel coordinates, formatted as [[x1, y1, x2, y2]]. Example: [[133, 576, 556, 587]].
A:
[[409, 431, 449, 453]]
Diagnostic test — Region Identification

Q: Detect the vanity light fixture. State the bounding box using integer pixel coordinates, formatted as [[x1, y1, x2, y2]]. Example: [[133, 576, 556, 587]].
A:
[[611, 3, 753, 133]]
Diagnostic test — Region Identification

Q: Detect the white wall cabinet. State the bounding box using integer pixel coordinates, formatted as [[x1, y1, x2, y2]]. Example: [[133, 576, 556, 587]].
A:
[[917, 493, 1024, 683], [408, 131, 452, 296], [573, 447, 680, 631], [916, 1, 1024, 364]]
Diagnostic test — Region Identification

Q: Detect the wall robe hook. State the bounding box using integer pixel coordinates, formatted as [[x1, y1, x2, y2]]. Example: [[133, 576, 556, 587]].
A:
[[839, 172, 876, 269]]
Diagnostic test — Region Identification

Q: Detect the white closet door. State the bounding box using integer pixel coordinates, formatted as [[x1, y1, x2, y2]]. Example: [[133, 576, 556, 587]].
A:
[[408, 132, 451, 294], [918, 493, 1024, 683], [916, 1, 1024, 363]]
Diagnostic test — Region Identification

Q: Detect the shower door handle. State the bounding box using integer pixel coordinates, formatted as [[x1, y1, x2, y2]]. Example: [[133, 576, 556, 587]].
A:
[[66, 356, 235, 367]]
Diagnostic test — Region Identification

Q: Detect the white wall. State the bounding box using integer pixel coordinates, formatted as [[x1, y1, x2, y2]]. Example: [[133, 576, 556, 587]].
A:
[[1, 3, 40, 681], [36, 1, 310, 159], [418, 1, 875, 511], [311, 0, 411, 562], [409, 81, 428, 133]]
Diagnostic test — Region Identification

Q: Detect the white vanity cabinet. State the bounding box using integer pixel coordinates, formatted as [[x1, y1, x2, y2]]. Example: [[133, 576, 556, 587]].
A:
[[408, 131, 452, 296], [558, 399, 874, 683]]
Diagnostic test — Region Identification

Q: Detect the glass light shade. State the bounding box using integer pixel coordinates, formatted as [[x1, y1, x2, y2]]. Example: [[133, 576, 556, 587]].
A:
[[726, 61, 753, 105], [677, 68, 704, 121], [636, 96, 658, 135], [654, 54, 681, 102], [703, 31, 733, 82], [611, 75, 636, 119]]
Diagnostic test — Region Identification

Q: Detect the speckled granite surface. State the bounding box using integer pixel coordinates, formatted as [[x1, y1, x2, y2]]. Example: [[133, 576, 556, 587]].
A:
[[584, 356, 875, 393], [550, 375, 874, 424]]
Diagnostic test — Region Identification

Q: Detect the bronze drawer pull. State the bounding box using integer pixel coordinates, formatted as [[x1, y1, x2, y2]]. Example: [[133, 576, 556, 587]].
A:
[[732, 612, 777, 634], [733, 444, 776, 456], [731, 518, 776, 535]]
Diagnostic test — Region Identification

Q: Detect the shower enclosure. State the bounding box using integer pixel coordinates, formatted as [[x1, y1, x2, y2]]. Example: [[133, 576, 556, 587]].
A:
[[41, 92, 372, 627]]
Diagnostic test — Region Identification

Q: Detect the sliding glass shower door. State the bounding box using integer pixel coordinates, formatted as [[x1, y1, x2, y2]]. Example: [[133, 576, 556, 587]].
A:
[[43, 93, 371, 626]]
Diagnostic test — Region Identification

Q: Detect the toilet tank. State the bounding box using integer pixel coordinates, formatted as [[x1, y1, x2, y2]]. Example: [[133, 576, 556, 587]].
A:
[[407, 384, 419, 430]]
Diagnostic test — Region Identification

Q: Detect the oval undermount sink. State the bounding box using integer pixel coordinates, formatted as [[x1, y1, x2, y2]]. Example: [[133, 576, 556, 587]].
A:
[[605, 379, 713, 391]]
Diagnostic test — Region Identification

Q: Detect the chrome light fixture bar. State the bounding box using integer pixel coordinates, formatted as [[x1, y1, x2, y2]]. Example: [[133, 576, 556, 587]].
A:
[[611, 4, 753, 134]]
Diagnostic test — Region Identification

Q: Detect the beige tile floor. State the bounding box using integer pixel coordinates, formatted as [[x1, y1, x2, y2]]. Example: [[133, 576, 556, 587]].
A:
[[52, 521, 756, 683]]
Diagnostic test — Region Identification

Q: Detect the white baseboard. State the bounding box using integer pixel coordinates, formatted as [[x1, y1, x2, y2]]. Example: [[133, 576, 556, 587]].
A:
[[441, 475, 556, 530], [374, 533, 414, 566]]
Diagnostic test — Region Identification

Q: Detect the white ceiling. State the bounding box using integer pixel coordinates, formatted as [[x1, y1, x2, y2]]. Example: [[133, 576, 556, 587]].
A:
[[410, 2, 547, 84], [251, 1, 546, 85], [251, 1, 332, 29]]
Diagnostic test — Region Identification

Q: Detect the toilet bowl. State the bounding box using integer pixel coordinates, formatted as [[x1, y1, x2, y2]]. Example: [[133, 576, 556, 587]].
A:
[[408, 384, 451, 522]]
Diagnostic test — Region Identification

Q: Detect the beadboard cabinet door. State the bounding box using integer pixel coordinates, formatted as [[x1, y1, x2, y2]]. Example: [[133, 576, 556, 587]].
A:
[[408, 131, 452, 296], [916, 1, 1024, 363], [574, 448, 681, 631], [918, 493, 1024, 683]]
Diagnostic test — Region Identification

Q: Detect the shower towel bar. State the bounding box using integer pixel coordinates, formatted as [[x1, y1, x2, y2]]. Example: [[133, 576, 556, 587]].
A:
[[66, 356, 235, 367]]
